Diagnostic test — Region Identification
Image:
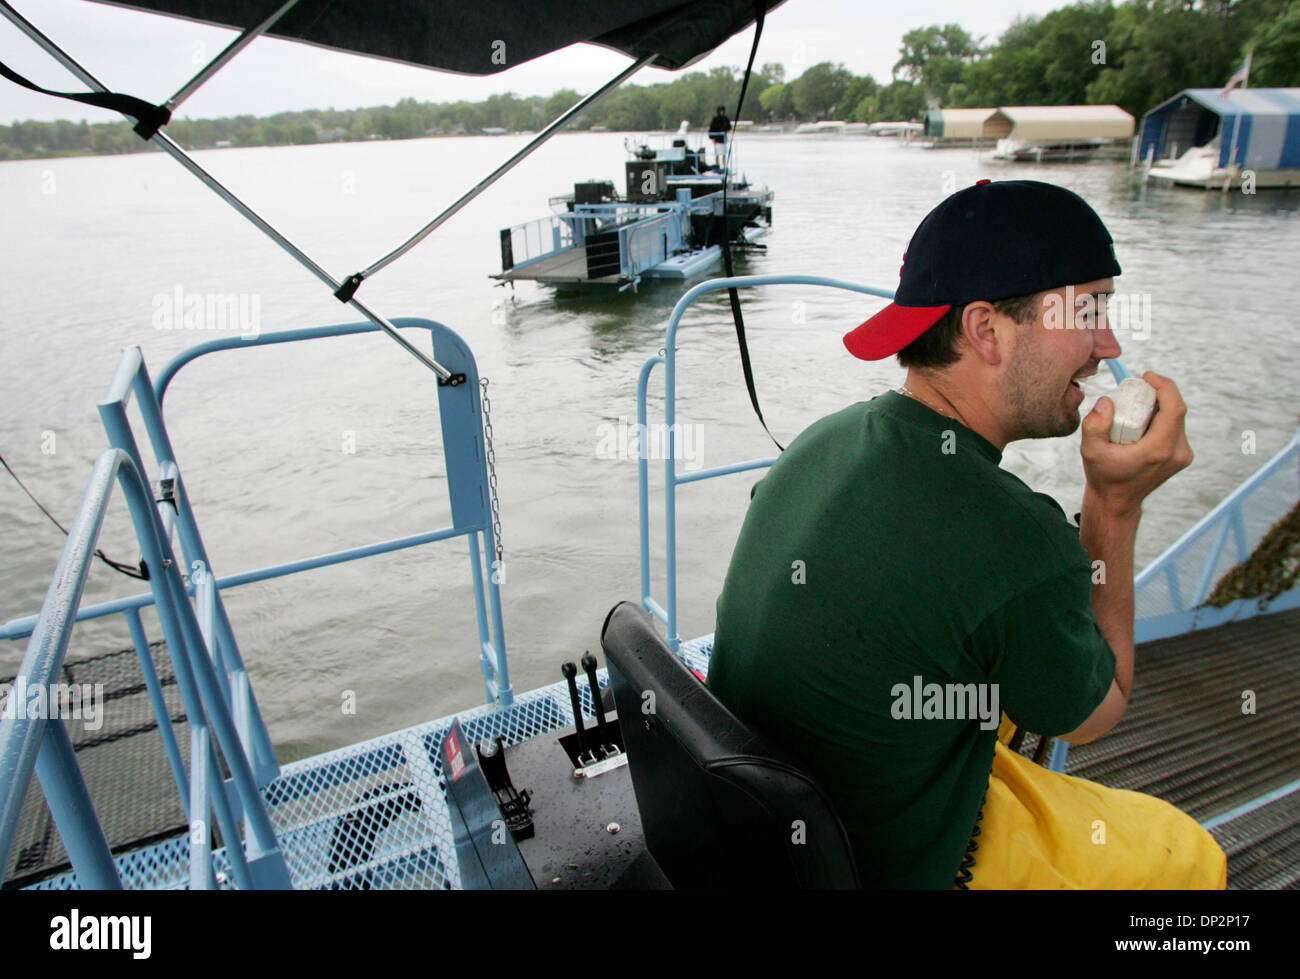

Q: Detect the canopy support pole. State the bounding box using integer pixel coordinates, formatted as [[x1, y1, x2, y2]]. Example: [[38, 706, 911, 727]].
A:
[[165, 0, 302, 113], [335, 52, 658, 300], [0, 0, 454, 381]]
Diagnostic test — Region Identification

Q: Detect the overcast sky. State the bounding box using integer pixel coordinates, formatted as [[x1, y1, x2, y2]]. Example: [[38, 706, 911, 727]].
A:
[[2, 0, 1082, 124]]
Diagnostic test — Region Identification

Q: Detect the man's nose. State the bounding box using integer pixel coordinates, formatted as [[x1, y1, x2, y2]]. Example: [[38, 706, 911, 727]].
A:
[[1094, 321, 1122, 361]]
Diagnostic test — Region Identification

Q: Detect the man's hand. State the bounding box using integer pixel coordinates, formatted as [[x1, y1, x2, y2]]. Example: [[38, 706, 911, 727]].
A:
[[1063, 372, 1193, 744], [1080, 371, 1194, 517]]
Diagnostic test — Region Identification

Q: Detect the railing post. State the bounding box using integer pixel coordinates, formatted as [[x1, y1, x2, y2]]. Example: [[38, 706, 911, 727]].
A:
[[188, 726, 215, 890], [123, 607, 190, 814], [126, 356, 280, 785], [638, 354, 664, 621], [35, 721, 122, 889], [1192, 517, 1235, 606], [638, 276, 898, 647], [1165, 563, 1185, 612]]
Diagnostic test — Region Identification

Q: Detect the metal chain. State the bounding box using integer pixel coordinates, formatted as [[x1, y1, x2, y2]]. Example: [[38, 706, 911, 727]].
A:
[[480, 377, 504, 568]]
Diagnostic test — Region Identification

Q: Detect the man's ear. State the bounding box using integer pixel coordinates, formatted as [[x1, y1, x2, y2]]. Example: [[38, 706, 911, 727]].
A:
[[960, 301, 1005, 366]]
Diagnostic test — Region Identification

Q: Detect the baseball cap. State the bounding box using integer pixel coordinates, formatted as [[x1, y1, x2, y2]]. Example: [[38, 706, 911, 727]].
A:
[[843, 180, 1121, 361]]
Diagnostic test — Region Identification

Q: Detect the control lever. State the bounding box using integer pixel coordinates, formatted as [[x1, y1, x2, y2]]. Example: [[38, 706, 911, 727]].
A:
[[562, 662, 596, 765], [582, 652, 619, 758]]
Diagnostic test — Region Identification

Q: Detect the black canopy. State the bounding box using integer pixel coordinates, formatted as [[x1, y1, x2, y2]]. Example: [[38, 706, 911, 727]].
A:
[[91, 0, 784, 73]]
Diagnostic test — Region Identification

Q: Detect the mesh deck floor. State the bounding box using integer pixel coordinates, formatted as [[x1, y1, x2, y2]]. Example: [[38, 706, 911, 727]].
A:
[[3, 642, 190, 888], [1060, 606, 1300, 889], [14, 608, 1300, 889], [19, 657, 611, 890]]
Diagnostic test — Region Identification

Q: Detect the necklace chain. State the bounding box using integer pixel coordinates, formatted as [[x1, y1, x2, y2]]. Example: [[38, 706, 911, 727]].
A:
[[898, 383, 949, 419]]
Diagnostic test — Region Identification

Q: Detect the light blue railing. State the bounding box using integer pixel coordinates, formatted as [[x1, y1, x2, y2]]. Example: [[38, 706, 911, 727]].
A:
[[508, 191, 719, 283], [621, 210, 675, 277], [2, 319, 511, 708], [1, 318, 511, 888], [1050, 428, 1300, 774], [103, 344, 280, 787], [0, 448, 293, 889], [504, 214, 573, 268], [637, 275, 893, 649], [1131, 428, 1300, 643]]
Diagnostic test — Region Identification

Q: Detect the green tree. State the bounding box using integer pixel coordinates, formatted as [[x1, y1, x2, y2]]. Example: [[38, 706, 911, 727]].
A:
[[792, 62, 854, 118], [843, 74, 881, 121], [658, 82, 698, 130], [545, 88, 582, 128], [602, 87, 660, 130], [875, 80, 927, 121], [348, 110, 373, 140], [759, 82, 794, 120], [957, 4, 1115, 108], [1085, 0, 1260, 117], [1246, 0, 1300, 86], [894, 24, 981, 100]]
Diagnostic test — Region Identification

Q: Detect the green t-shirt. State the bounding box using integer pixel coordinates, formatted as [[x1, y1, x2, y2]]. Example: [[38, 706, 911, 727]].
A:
[[708, 391, 1116, 889]]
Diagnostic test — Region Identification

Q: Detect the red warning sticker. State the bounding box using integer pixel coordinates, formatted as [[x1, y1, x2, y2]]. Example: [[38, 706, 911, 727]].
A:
[[446, 728, 466, 781]]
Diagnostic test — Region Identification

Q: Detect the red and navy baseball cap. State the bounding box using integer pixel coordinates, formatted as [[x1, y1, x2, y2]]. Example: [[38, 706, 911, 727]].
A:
[[843, 179, 1121, 361]]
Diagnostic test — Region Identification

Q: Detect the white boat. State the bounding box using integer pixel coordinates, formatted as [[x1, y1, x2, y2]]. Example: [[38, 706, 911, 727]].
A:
[[794, 120, 847, 134], [867, 121, 922, 137]]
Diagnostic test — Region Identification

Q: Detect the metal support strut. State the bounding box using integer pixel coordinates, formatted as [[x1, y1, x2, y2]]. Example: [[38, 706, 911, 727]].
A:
[[334, 53, 658, 300], [0, 0, 450, 380]]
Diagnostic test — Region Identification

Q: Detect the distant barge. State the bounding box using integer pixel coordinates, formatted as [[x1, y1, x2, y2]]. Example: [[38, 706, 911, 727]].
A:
[[493, 135, 772, 291]]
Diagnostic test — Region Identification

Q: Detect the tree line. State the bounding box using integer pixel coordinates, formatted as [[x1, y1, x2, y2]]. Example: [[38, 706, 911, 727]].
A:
[[2, 0, 1295, 161]]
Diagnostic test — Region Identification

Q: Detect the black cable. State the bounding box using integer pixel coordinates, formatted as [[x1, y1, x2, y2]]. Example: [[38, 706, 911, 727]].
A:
[[1, 452, 148, 579], [721, 1, 784, 453]]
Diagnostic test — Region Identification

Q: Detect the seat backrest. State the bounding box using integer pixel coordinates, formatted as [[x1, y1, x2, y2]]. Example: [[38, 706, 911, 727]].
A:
[[601, 602, 859, 889]]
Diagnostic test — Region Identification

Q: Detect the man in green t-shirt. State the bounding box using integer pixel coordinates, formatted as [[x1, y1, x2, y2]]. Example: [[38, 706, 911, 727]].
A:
[[708, 180, 1211, 888]]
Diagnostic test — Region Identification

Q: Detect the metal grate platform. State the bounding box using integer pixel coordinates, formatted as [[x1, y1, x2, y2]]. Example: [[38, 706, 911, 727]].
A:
[[1211, 787, 1300, 890], [23, 662, 617, 890], [1062, 606, 1300, 889], [3, 642, 189, 888], [1064, 608, 1300, 818]]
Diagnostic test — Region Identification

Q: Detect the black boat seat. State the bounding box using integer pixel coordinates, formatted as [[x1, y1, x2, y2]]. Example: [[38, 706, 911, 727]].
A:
[[600, 601, 859, 889]]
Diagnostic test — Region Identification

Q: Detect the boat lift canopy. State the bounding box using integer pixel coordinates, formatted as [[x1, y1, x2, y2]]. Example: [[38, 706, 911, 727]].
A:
[[985, 104, 1134, 142], [924, 107, 997, 140], [1139, 87, 1300, 169]]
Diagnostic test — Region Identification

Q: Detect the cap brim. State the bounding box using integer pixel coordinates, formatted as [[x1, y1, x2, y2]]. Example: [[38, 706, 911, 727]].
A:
[[843, 302, 951, 361]]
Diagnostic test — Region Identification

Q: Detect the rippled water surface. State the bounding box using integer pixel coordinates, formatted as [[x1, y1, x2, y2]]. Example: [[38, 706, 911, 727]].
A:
[[2, 133, 1297, 760]]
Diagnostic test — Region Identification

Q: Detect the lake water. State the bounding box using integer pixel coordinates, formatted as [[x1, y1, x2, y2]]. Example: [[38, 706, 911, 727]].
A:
[[1, 132, 1297, 761]]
